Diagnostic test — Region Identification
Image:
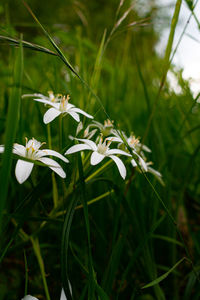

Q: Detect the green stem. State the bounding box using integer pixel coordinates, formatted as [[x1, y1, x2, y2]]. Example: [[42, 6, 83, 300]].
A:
[[85, 159, 112, 182], [47, 123, 52, 149], [59, 115, 63, 151], [47, 123, 58, 208], [31, 237, 51, 300], [78, 153, 96, 298], [24, 250, 28, 296]]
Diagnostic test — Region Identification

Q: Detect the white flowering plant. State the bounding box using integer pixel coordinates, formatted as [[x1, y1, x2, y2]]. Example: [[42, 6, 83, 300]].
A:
[[0, 4, 177, 299]]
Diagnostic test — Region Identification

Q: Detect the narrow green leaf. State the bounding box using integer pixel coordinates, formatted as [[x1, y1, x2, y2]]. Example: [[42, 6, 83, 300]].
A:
[[0, 36, 23, 233], [95, 282, 110, 300], [77, 152, 96, 299], [22, 1, 81, 79], [0, 35, 58, 56], [142, 0, 182, 143], [61, 196, 78, 300], [142, 257, 186, 289], [23, 250, 28, 296], [152, 234, 183, 247]]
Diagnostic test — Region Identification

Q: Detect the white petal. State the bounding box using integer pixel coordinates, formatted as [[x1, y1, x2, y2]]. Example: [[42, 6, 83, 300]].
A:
[[109, 155, 126, 179], [140, 144, 151, 153], [86, 129, 97, 140], [43, 108, 61, 124], [34, 98, 58, 109], [71, 107, 93, 119], [15, 159, 34, 184], [106, 137, 123, 143], [67, 111, 80, 122], [90, 151, 105, 165], [131, 158, 137, 167], [39, 149, 69, 163], [139, 156, 148, 172], [76, 121, 83, 135], [75, 138, 97, 151], [13, 144, 26, 156], [22, 295, 39, 300], [65, 144, 92, 155], [148, 166, 162, 178], [92, 120, 102, 128], [0, 145, 5, 153], [67, 103, 75, 109], [22, 93, 45, 99], [38, 157, 66, 178], [106, 149, 131, 157], [60, 289, 67, 300]]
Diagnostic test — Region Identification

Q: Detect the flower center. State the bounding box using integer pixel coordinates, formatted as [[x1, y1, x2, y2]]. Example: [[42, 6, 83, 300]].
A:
[[59, 94, 70, 112], [97, 137, 111, 155], [128, 135, 140, 148], [26, 144, 36, 159], [102, 119, 114, 136], [25, 138, 45, 159]]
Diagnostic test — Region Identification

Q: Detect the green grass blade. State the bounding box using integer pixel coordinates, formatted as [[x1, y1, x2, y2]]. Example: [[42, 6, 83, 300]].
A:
[[142, 257, 186, 289], [22, 1, 112, 122], [23, 250, 28, 295], [0, 35, 58, 56], [61, 196, 79, 300], [102, 231, 127, 294], [142, 0, 182, 143], [77, 152, 96, 299], [22, 1, 81, 79], [0, 36, 23, 234]]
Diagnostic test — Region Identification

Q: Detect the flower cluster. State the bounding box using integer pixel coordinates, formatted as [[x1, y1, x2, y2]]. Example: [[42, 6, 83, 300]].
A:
[[1, 91, 162, 184], [66, 117, 163, 182], [1, 92, 93, 184]]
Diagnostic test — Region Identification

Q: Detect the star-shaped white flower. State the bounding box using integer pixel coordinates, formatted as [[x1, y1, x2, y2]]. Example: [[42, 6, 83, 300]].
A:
[[0, 138, 69, 184], [106, 131, 149, 171], [22, 91, 63, 104], [65, 137, 131, 179], [33, 94, 93, 124]]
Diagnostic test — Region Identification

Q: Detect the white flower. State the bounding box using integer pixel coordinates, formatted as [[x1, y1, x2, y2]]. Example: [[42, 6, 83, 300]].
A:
[[22, 91, 63, 104], [91, 119, 114, 137], [0, 138, 69, 184], [65, 137, 131, 179], [33, 94, 93, 124], [69, 122, 97, 141], [107, 131, 149, 171]]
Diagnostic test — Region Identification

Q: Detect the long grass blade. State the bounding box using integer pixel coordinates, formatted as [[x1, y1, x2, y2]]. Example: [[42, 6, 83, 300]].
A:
[[142, 0, 182, 143], [0, 36, 23, 234], [142, 257, 187, 289]]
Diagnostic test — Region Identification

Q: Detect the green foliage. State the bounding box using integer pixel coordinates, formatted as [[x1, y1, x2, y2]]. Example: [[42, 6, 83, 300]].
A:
[[0, 1, 200, 299]]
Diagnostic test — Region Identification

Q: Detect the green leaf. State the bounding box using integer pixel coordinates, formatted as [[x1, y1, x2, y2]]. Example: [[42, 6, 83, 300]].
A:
[[0, 36, 23, 233], [142, 257, 186, 289]]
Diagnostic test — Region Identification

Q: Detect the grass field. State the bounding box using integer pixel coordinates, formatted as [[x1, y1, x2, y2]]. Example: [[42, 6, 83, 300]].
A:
[[0, 0, 200, 299]]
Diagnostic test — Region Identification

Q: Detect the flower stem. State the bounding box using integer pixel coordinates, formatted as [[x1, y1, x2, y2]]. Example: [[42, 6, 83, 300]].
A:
[[47, 123, 52, 149], [47, 123, 59, 208], [85, 159, 112, 182], [59, 115, 63, 151]]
